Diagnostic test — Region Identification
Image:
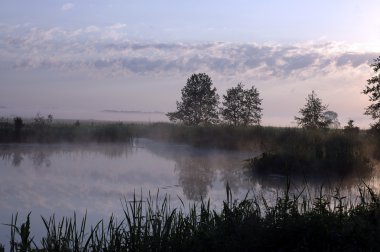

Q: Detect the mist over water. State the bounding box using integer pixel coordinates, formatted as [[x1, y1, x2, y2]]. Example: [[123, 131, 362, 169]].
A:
[[0, 138, 378, 246], [0, 108, 169, 123], [0, 139, 253, 244]]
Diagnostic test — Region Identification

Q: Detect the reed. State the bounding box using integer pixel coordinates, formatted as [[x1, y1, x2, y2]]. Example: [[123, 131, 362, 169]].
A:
[[0, 120, 134, 143], [247, 128, 374, 177], [4, 183, 380, 251]]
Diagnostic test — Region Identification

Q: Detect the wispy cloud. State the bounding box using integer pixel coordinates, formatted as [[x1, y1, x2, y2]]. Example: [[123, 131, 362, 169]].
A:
[[103, 109, 164, 114], [108, 23, 127, 30], [0, 24, 378, 80], [61, 3, 74, 11]]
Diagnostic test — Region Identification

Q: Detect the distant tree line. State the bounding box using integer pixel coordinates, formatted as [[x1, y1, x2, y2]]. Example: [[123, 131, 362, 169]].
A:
[[295, 57, 380, 131], [166, 73, 343, 129], [294, 56, 380, 131], [168, 55, 380, 131]]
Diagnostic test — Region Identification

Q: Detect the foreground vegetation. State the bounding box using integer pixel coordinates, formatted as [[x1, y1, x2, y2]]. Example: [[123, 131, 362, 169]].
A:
[[3, 184, 380, 251]]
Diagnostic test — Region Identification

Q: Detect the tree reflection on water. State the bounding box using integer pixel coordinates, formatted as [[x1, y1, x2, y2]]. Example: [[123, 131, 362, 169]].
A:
[[1, 139, 372, 204], [139, 138, 252, 201], [0, 143, 133, 169], [175, 157, 216, 201]]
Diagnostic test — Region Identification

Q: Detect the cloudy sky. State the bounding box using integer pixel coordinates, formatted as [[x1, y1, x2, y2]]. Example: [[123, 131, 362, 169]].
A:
[[1, 1, 380, 127]]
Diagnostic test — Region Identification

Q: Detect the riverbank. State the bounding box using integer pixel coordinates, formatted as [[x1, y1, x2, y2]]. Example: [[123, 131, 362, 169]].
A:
[[1, 119, 379, 178]]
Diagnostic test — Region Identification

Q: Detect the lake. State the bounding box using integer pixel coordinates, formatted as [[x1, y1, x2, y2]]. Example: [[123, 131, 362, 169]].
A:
[[0, 138, 377, 246], [0, 138, 260, 245]]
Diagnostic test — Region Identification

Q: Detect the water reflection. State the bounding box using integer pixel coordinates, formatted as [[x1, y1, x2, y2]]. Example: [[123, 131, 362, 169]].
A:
[[175, 157, 215, 200], [0, 140, 376, 205], [0, 143, 133, 169], [137, 139, 254, 200], [2, 140, 372, 203], [0, 139, 256, 220], [12, 152, 23, 167], [0, 139, 379, 247]]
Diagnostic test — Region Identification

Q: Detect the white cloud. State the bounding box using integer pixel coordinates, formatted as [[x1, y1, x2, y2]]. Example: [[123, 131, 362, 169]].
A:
[[0, 24, 378, 127], [84, 25, 100, 33], [0, 24, 379, 80], [108, 23, 127, 30], [61, 3, 74, 11]]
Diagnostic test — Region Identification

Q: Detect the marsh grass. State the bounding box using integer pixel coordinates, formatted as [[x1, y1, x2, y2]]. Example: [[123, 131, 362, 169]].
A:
[[133, 123, 377, 177], [0, 121, 134, 143], [130, 122, 269, 150], [1, 120, 378, 154], [1, 120, 378, 180], [4, 184, 380, 251], [247, 128, 374, 178]]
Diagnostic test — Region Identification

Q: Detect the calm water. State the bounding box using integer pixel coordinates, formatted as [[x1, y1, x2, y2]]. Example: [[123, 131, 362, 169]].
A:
[[0, 138, 377, 246], [0, 138, 260, 245]]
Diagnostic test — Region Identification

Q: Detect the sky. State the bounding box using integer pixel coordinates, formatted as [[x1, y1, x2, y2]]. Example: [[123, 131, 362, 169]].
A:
[[1, 1, 380, 127]]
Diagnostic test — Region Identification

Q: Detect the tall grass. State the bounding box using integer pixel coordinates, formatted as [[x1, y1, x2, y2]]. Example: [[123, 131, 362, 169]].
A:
[[0, 120, 134, 143], [1, 119, 378, 177], [130, 122, 305, 152], [128, 122, 377, 153], [247, 128, 374, 178], [1, 119, 378, 154], [132, 123, 377, 177], [4, 184, 380, 251]]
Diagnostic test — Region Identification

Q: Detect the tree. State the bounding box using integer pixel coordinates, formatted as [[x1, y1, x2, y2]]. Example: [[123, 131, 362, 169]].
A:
[[13, 117, 24, 141], [34, 113, 46, 126], [47, 114, 53, 124], [323, 110, 340, 128], [167, 73, 219, 125], [363, 56, 380, 128], [344, 119, 359, 135], [33, 113, 53, 127], [14, 117, 24, 132], [221, 83, 262, 126], [295, 90, 329, 129]]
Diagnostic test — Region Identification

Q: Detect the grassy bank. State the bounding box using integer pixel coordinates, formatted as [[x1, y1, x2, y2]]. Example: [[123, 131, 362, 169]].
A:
[[1, 119, 379, 177], [133, 123, 379, 177], [0, 119, 340, 149], [1, 118, 377, 151], [246, 128, 375, 178], [3, 184, 380, 251], [127, 122, 378, 155], [0, 120, 133, 143]]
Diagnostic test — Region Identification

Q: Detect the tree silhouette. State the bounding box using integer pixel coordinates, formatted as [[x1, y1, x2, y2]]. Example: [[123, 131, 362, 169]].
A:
[[323, 110, 340, 129], [167, 73, 219, 125], [344, 119, 359, 135], [363, 56, 380, 128], [221, 83, 262, 126], [13, 117, 24, 141], [295, 91, 329, 129]]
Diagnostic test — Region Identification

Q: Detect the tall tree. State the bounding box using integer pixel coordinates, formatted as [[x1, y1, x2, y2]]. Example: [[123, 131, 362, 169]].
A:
[[167, 73, 219, 125], [363, 56, 380, 128], [295, 90, 329, 129], [243, 85, 263, 125], [221, 83, 262, 126]]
